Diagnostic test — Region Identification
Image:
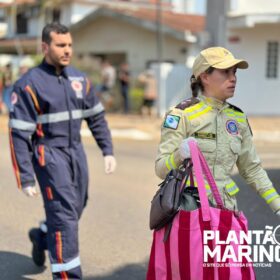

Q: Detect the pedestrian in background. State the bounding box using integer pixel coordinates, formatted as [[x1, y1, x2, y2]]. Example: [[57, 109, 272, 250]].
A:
[[9, 22, 116, 279], [2, 63, 13, 112], [118, 62, 130, 114], [0, 67, 3, 114], [138, 68, 157, 117], [156, 46, 280, 215], [96, 58, 116, 110]]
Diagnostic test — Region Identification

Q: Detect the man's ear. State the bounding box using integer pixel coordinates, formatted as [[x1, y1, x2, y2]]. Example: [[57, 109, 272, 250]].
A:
[[41, 42, 48, 56]]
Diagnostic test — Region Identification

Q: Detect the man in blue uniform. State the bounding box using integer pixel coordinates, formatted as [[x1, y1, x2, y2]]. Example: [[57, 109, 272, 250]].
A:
[[9, 23, 116, 279]]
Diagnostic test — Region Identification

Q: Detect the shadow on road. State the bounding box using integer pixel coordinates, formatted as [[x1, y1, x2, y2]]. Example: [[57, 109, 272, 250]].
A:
[[0, 251, 46, 280], [84, 262, 147, 280]]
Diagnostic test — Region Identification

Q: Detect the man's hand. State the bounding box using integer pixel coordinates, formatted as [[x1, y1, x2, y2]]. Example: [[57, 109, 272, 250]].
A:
[[179, 137, 197, 161], [22, 186, 39, 197], [104, 155, 117, 174]]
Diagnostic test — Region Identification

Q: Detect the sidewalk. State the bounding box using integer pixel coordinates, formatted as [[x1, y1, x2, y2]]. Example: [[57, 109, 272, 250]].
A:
[[105, 114, 280, 143], [0, 113, 162, 141], [1, 113, 280, 142]]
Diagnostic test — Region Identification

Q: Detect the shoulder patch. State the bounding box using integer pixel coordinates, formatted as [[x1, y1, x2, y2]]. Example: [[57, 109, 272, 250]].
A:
[[163, 114, 180, 130], [175, 97, 200, 110], [227, 103, 244, 113]]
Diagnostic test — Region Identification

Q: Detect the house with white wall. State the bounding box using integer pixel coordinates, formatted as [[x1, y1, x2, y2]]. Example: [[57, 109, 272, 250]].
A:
[[70, 6, 204, 75], [0, 0, 98, 54], [70, 6, 205, 113], [206, 0, 280, 115], [0, 0, 206, 113]]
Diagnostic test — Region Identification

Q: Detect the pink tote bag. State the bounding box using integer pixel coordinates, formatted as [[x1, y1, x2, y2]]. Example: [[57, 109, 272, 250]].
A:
[[146, 141, 255, 280]]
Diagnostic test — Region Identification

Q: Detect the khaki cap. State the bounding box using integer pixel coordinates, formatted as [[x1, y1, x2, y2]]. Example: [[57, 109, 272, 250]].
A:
[[192, 47, 248, 78]]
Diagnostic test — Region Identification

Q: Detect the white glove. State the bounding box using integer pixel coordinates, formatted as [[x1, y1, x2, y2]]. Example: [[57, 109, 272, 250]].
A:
[[104, 155, 117, 174], [22, 186, 39, 197], [179, 137, 197, 161]]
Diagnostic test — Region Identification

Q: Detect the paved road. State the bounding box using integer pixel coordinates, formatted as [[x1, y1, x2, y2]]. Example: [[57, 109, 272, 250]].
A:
[[0, 130, 280, 279]]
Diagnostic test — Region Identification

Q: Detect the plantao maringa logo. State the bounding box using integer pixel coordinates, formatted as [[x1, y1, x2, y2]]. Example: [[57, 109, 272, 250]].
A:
[[203, 225, 280, 267]]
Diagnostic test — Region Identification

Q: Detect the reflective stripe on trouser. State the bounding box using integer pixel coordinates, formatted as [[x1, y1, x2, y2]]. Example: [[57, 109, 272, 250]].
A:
[[34, 143, 88, 280]]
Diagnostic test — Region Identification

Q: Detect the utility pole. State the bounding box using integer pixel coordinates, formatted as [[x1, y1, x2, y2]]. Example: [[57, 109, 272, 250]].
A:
[[156, 0, 164, 116]]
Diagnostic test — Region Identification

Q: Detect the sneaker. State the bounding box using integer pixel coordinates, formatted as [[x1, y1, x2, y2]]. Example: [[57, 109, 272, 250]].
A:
[[28, 228, 46, 266]]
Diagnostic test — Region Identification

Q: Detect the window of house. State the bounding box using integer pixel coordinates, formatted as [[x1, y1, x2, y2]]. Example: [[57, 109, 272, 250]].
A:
[[16, 13, 28, 34], [266, 41, 279, 79]]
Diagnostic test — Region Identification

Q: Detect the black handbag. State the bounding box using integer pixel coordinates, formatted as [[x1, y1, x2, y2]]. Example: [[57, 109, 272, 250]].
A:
[[149, 161, 193, 231]]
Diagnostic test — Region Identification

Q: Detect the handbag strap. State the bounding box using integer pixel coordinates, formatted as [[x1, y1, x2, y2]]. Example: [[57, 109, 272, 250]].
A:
[[188, 140, 225, 222], [179, 160, 192, 192], [189, 141, 211, 221], [197, 148, 224, 208]]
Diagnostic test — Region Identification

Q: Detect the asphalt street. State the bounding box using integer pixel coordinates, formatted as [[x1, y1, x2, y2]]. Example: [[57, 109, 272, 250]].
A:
[[0, 128, 280, 279]]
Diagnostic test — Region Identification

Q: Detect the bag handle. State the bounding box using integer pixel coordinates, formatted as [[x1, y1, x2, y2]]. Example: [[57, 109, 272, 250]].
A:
[[197, 148, 224, 208], [188, 140, 224, 222], [179, 159, 192, 192]]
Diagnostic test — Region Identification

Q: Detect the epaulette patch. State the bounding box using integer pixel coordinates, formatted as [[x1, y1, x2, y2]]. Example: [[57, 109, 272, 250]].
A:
[[175, 97, 200, 110], [228, 103, 244, 113]]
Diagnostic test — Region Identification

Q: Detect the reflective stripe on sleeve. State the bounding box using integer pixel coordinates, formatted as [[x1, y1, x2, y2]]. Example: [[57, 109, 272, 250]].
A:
[[225, 181, 240, 196], [82, 102, 104, 118], [169, 153, 177, 169], [261, 188, 280, 204], [165, 158, 171, 171], [72, 103, 104, 119], [51, 256, 81, 273], [9, 119, 36, 131], [165, 153, 177, 171]]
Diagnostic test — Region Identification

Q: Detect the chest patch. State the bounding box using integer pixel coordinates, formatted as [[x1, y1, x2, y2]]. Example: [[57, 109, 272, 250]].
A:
[[11, 92, 18, 105], [163, 114, 180, 130], [71, 81, 83, 99], [226, 120, 239, 135]]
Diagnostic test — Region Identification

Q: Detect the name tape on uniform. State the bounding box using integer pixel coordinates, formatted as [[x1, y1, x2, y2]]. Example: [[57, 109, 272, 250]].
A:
[[194, 132, 216, 140]]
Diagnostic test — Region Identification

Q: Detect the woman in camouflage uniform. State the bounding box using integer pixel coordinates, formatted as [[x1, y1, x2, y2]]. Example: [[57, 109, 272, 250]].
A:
[[155, 47, 280, 215]]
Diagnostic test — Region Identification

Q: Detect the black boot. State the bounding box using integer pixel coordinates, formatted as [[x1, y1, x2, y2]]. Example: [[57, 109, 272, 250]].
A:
[[28, 228, 46, 266]]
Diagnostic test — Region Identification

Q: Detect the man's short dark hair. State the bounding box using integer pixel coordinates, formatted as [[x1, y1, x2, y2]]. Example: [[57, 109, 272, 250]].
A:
[[42, 22, 69, 44]]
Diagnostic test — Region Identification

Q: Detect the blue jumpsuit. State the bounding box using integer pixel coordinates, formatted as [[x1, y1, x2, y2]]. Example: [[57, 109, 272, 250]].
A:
[[9, 60, 113, 279]]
